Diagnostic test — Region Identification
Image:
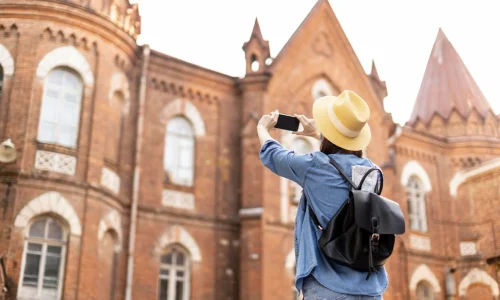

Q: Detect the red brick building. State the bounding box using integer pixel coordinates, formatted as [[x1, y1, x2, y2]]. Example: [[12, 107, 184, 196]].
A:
[[0, 1, 499, 299]]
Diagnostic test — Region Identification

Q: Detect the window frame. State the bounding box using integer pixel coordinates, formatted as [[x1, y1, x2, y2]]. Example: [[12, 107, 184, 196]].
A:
[[163, 116, 196, 188], [407, 176, 428, 232], [17, 217, 68, 300], [37, 67, 84, 149], [157, 246, 191, 300]]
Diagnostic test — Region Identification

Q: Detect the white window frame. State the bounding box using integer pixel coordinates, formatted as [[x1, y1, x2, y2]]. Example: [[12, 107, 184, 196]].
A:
[[164, 116, 195, 187], [17, 218, 68, 300], [407, 176, 428, 232], [37, 68, 83, 149], [157, 247, 191, 300]]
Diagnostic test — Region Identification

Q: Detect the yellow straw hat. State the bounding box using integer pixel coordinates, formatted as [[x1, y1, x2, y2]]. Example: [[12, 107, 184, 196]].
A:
[[313, 90, 371, 151]]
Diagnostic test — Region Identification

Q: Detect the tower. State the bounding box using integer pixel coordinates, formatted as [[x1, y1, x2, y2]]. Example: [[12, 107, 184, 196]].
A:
[[242, 18, 271, 75]]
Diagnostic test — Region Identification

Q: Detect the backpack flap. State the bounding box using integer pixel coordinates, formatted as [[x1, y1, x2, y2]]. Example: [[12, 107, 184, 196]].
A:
[[352, 190, 405, 235]]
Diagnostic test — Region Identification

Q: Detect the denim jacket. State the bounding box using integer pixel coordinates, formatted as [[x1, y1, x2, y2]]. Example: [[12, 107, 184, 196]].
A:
[[260, 140, 388, 296]]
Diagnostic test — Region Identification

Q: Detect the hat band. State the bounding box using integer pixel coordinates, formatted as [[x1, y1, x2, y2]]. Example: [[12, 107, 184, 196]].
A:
[[327, 102, 361, 138]]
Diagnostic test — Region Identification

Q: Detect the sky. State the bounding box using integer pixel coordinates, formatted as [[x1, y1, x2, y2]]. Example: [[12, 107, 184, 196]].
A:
[[132, 0, 500, 124]]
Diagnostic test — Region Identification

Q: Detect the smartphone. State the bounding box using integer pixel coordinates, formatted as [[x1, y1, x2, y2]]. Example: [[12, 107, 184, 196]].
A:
[[274, 114, 300, 131]]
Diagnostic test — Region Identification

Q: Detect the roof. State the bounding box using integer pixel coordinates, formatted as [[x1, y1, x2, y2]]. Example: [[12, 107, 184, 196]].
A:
[[408, 29, 493, 125]]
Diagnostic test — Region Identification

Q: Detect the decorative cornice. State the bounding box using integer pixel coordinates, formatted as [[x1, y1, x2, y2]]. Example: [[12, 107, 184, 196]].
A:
[[150, 78, 220, 104]]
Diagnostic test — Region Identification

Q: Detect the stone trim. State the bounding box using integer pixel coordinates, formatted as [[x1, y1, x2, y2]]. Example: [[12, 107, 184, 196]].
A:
[[409, 234, 431, 251], [36, 46, 94, 87], [458, 268, 499, 296], [0, 44, 14, 76], [162, 189, 194, 210], [101, 167, 120, 194], [156, 225, 202, 262], [14, 192, 82, 236], [449, 157, 500, 197], [161, 99, 206, 136], [35, 150, 77, 175], [108, 72, 130, 115], [409, 264, 441, 292], [400, 160, 432, 192], [98, 210, 123, 251], [239, 207, 263, 217]]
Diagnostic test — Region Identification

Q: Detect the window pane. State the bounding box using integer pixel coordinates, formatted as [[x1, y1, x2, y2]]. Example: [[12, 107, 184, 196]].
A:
[[43, 254, 61, 289], [28, 243, 43, 252], [159, 279, 168, 300], [176, 271, 184, 278], [40, 93, 58, 122], [161, 253, 173, 265], [47, 69, 63, 85], [160, 269, 169, 276], [38, 121, 57, 144], [175, 281, 184, 300], [58, 125, 76, 147], [48, 220, 63, 240], [23, 253, 41, 286], [47, 245, 62, 255], [61, 99, 79, 126], [176, 253, 185, 266], [29, 220, 47, 238]]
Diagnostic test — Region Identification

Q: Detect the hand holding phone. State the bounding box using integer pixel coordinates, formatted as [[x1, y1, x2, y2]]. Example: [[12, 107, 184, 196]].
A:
[[274, 114, 300, 131]]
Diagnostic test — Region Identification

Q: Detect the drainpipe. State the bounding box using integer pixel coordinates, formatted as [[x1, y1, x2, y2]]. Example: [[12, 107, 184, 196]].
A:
[[125, 44, 150, 300]]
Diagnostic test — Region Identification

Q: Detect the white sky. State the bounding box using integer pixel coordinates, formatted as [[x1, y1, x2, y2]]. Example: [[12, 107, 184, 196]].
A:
[[133, 0, 500, 124]]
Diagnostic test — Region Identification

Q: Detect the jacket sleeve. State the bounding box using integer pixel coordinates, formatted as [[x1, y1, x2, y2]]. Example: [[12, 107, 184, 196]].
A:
[[259, 140, 314, 186]]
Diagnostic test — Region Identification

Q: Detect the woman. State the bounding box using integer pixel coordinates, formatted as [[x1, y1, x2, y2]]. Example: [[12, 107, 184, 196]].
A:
[[257, 91, 386, 300]]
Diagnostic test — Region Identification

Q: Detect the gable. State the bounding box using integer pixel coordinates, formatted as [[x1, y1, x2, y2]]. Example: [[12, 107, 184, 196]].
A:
[[267, 0, 384, 115]]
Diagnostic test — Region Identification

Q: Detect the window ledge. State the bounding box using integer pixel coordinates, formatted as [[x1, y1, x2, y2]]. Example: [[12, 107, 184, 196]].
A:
[[36, 141, 77, 157]]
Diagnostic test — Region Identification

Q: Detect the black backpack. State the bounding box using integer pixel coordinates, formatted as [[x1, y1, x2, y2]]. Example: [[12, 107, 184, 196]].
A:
[[307, 157, 405, 279]]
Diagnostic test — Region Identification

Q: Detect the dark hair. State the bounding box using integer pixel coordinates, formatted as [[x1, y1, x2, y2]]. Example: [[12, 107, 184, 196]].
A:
[[320, 137, 363, 158]]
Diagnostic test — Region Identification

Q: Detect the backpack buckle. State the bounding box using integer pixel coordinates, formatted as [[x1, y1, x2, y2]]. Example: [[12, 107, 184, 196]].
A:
[[371, 233, 380, 242]]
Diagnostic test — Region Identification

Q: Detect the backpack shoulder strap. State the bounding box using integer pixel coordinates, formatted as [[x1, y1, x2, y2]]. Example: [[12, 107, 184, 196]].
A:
[[328, 157, 358, 189]]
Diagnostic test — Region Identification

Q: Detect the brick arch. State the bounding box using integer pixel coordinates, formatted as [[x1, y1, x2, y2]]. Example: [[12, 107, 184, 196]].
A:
[[14, 192, 82, 236], [36, 46, 94, 87], [400, 160, 432, 192], [161, 99, 206, 136], [98, 210, 123, 251], [449, 157, 500, 197], [409, 264, 441, 292], [108, 72, 130, 114], [459, 268, 499, 297], [0, 44, 14, 76], [156, 225, 202, 262]]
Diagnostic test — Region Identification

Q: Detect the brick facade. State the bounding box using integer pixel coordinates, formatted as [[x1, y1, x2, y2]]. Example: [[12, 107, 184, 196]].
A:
[[0, 1, 499, 300]]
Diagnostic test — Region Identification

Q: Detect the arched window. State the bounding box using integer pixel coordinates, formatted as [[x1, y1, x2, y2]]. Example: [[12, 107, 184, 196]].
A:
[[106, 91, 125, 164], [37, 68, 83, 149], [313, 90, 328, 100], [407, 176, 427, 231], [0, 64, 4, 100], [416, 281, 435, 300], [289, 138, 313, 203], [98, 230, 119, 300], [164, 117, 195, 187], [18, 217, 67, 300], [158, 247, 190, 300]]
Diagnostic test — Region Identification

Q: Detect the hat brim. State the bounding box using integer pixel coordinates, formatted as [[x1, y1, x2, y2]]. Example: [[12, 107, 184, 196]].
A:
[[313, 96, 371, 151]]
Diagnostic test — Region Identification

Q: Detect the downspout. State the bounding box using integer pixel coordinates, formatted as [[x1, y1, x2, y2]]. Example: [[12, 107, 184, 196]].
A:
[[125, 44, 150, 300]]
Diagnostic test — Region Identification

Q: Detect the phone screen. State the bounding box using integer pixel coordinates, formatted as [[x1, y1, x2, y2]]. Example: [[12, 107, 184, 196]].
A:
[[274, 114, 300, 131]]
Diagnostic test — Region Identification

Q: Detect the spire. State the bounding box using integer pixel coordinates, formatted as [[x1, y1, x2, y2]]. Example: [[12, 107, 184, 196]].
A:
[[370, 59, 381, 80], [243, 18, 270, 75], [408, 28, 493, 125], [369, 59, 387, 101], [250, 18, 263, 41]]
